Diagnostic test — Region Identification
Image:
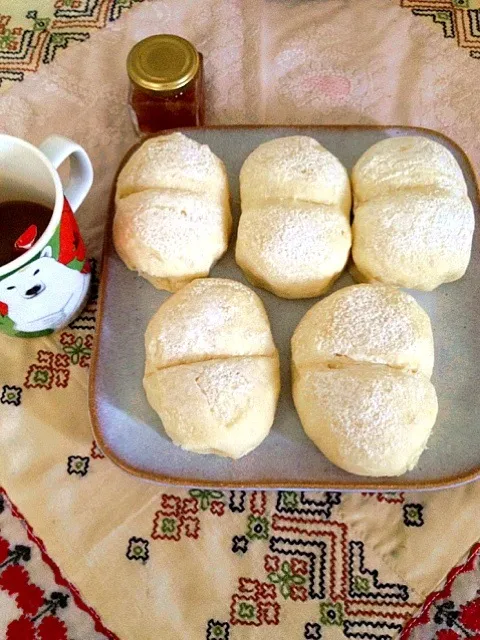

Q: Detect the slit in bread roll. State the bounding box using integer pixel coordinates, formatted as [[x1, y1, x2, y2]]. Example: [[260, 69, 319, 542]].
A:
[[144, 278, 280, 459], [351, 136, 475, 291], [291, 284, 438, 477], [235, 136, 352, 299], [114, 133, 231, 292]]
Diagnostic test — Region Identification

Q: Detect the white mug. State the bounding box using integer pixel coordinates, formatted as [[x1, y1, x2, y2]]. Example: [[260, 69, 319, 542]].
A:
[[0, 134, 93, 338]]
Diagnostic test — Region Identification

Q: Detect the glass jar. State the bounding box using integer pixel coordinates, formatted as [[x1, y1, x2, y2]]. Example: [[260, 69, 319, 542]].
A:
[[127, 34, 205, 135]]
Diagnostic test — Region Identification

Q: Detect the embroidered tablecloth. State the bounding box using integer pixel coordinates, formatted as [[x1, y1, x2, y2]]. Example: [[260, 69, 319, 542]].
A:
[[1, 2, 480, 639]]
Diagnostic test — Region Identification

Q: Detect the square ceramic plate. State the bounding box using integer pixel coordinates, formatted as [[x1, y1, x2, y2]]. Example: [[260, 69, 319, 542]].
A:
[[89, 126, 480, 490]]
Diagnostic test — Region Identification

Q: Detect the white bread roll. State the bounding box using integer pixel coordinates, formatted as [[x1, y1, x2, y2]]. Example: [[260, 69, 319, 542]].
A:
[[292, 284, 434, 377], [240, 135, 351, 211], [114, 133, 231, 292], [144, 278, 280, 458], [236, 136, 352, 299], [352, 136, 475, 291], [147, 358, 278, 459], [294, 366, 438, 477], [353, 192, 474, 290], [236, 202, 351, 299], [353, 136, 467, 203], [292, 284, 438, 476], [116, 132, 229, 204], [114, 190, 230, 292]]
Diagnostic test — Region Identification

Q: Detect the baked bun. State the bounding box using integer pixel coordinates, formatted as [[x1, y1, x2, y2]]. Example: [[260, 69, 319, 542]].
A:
[[291, 284, 438, 476], [144, 278, 280, 458], [236, 136, 351, 299], [352, 136, 475, 291], [114, 133, 231, 292]]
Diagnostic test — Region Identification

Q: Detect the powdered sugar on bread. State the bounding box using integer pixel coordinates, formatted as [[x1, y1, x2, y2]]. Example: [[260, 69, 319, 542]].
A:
[[240, 135, 351, 211], [292, 284, 434, 377], [236, 136, 352, 299], [352, 135, 475, 290], [114, 133, 231, 292], [237, 202, 351, 298], [144, 278, 280, 459], [145, 278, 277, 371], [296, 365, 438, 476], [353, 191, 474, 289], [352, 136, 467, 203], [292, 284, 438, 477], [116, 133, 229, 203]]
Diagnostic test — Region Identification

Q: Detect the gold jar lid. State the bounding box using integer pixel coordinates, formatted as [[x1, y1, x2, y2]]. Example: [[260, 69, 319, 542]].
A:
[[127, 34, 199, 93]]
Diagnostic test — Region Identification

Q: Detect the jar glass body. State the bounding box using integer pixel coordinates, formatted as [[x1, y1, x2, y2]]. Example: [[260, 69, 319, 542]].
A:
[[128, 53, 205, 135]]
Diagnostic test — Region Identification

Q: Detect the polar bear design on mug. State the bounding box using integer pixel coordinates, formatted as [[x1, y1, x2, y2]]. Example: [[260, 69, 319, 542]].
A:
[[0, 134, 94, 338], [0, 245, 90, 334]]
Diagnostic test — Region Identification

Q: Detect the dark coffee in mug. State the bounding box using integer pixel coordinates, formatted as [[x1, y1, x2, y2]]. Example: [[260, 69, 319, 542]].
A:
[[0, 200, 52, 267]]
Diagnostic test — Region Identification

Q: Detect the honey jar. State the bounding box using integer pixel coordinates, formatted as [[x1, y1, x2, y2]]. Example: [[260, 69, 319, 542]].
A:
[[127, 34, 205, 135]]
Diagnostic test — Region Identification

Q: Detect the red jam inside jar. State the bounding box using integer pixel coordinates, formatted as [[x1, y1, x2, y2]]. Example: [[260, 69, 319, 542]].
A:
[[127, 35, 205, 135]]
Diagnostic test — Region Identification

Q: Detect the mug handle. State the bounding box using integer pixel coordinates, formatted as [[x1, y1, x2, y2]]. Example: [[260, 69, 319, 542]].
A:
[[38, 135, 93, 213]]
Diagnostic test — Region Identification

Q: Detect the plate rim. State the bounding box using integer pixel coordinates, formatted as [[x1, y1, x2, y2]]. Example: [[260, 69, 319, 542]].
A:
[[89, 123, 480, 491]]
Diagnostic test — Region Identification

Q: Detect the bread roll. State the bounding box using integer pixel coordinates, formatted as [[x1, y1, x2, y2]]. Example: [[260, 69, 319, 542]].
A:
[[240, 136, 351, 211], [292, 284, 438, 476], [352, 136, 475, 290], [116, 132, 229, 203], [294, 365, 438, 477], [236, 136, 352, 299], [144, 278, 280, 458], [114, 133, 231, 292]]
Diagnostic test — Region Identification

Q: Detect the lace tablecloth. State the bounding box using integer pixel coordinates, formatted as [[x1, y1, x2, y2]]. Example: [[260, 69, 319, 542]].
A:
[[0, 1, 479, 638]]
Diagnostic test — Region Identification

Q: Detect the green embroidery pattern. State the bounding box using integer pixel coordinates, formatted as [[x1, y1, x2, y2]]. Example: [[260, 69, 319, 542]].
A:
[[0, 0, 145, 89], [401, 1, 480, 58], [268, 560, 307, 599]]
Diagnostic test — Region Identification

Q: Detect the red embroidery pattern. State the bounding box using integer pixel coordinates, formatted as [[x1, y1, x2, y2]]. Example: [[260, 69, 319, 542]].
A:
[[230, 578, 280, 627], [0, 564, 44, 616], [250, 491, 267, 515], [0, 2, 143, 87], [402, 543, 480, 639], [362, 492, 406, 504], [7, 614, 69, 640], [90, 440, 105, 459], [24, 351, 70, 390], [146, 490, 437, 637], [210, 501, 225, 516], [24, 333, 93, 391], [151, 495, 200, 541], [0, 488, 118, 639], [206, 492, 423, 635]]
